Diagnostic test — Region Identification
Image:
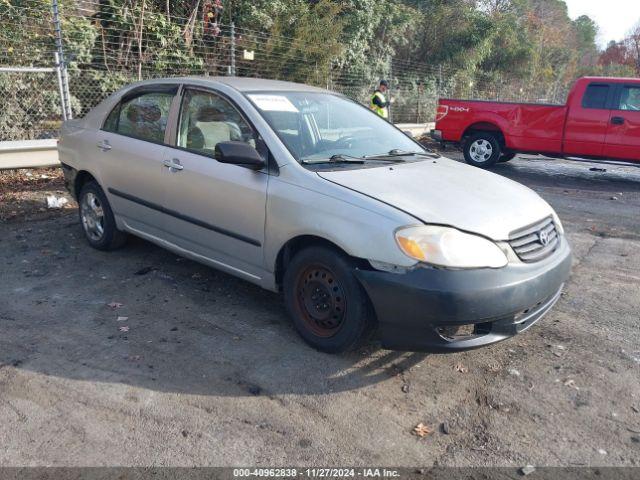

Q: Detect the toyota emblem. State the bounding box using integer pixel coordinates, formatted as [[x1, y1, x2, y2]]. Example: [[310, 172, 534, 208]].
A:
[[539, 230, 550, 246]]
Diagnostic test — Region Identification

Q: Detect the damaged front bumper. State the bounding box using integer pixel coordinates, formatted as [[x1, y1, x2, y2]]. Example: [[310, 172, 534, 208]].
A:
[[354, 237, 572, 352]]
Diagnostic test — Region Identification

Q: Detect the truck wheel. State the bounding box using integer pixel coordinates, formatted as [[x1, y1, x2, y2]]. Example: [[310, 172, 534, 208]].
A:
[[463, 133, 502, 168], [78, 181, 127, 251], [283, 246, 374, 354], [499, 153, 517, 162]]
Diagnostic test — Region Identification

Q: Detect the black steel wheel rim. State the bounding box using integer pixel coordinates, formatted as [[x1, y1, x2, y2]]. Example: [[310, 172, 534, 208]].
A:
[[295, 264, 346, 338]]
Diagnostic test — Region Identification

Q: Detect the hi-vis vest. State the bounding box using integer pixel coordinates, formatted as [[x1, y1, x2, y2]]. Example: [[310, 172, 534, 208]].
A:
[[370, 90, 388, 118]]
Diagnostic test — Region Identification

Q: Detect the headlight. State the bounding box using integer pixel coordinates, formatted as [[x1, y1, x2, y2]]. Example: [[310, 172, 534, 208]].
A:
[[395, 225, 508, 269]]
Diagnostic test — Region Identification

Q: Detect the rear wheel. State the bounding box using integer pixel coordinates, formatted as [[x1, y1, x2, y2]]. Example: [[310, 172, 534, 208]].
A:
[[78, 181, 127, 250], [463, 132, 502, 168], [283, 246, 374, 353]]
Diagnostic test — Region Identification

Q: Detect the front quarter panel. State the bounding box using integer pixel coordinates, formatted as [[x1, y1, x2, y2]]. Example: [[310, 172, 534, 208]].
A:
[[264, 167, 420, 277]]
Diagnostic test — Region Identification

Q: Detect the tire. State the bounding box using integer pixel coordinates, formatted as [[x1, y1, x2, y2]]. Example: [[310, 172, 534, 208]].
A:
[[78, 181, 127, 251], [463, 132, 502, 168], [499, 152, 517, 163], [283, 246, 374, 353]]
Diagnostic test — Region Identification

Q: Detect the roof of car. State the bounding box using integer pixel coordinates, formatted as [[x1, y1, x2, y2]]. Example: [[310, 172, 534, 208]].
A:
[[578, 76, 640, 84], [135, 76, 329, 93]]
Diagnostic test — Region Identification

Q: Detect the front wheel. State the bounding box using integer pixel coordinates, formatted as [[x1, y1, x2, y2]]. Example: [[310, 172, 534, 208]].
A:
[[283, 246, 374, 353], [463, 133, 502, 168]]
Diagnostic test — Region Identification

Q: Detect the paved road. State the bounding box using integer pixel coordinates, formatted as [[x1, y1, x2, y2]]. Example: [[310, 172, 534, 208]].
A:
[[1, 156, 639, 467]]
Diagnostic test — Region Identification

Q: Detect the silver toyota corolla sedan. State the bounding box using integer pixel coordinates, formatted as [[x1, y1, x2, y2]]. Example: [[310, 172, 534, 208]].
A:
[[58, 77, 572, 353]]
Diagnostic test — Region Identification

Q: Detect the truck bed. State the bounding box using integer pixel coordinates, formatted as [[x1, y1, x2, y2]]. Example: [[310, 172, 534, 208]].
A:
[[436, 99, 568, 154]]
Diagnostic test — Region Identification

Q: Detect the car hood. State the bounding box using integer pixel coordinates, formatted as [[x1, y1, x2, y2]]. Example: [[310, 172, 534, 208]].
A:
[[316, 157, 554, 241]]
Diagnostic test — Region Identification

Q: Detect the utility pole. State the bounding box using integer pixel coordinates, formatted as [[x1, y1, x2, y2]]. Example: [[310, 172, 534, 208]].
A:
[[388, 60, 393, 123], [230, 22, 236, 76], [137, 0, 146, 81], [51, 0, 72, 120], [54, 53, 67, 121]]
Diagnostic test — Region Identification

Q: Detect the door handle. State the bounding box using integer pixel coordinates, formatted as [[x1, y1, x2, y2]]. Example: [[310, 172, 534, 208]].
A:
[[611, 116, 625, 125], [97, 140, 112, 151], [163, 159, 184, 171]]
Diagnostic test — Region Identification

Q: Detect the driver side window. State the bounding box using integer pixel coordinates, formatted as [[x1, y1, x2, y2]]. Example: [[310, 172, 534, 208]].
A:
[[177, 89, 256, 156]]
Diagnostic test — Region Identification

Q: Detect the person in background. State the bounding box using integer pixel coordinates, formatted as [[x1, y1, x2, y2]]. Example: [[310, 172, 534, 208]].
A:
[[370, 79, 390, 119]]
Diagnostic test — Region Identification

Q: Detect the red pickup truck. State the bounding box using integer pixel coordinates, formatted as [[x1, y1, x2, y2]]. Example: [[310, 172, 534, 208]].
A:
[[431, 76, 640, 167]]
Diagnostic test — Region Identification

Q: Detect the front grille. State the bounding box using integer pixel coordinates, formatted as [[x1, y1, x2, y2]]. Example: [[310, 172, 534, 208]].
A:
[[509, 216, 559, 263]]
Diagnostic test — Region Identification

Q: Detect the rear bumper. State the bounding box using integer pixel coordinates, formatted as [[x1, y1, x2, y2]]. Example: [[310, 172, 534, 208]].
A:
[[354, 237, 572, 352], [430, 128, 463, 144], [60, 163, 78, 200]]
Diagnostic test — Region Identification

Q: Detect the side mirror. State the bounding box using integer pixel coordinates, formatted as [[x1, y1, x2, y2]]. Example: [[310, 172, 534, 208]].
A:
[[215, 141, 266, 170], [403, 130, 414, 138]]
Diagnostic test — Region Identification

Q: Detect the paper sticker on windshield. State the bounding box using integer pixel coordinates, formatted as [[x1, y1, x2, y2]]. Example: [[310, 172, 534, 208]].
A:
[[249, 94, 299, 113]]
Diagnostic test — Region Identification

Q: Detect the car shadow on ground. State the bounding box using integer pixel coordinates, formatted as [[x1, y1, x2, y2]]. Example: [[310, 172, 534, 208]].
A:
[[1, 220, 430, 397]]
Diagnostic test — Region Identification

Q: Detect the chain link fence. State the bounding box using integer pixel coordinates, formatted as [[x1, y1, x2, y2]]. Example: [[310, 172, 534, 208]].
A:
[[0, 68, 64, 140], [1, 1, 571, 142]]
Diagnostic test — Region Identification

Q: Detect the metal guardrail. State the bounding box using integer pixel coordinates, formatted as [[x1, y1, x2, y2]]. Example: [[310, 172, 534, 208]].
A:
[[398, 122, 435, 138], [0, 123, 434, 171], [0, 67, 56, 73], [0, 139, 59, 170]]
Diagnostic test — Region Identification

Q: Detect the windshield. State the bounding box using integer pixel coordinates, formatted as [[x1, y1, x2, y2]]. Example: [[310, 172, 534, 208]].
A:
[[246, 91, 426, 163]]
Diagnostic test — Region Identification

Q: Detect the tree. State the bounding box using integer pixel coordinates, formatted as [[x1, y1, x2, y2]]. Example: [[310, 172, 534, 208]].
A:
[[250, 0, 345, 84], [624, 21, 640, 74], [598, 21, 640, 76]]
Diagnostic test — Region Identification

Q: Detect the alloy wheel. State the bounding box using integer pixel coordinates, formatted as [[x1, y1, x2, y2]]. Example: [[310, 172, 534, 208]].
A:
[[80, 192, 105, 242], [470, 139, 493, 163]]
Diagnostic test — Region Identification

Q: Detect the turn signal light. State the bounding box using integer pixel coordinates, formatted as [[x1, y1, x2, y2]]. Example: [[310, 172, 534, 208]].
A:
[[397, 237, 427, 261]]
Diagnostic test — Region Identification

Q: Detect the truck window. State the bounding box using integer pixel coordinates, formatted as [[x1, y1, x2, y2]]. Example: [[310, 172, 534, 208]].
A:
[[582, 84, 610, 109], [618, 86, 640, 111]]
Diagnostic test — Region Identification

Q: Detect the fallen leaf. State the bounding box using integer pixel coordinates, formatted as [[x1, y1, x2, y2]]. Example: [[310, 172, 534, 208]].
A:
[[455, 363, 468, 373], [441, 421, 450, 434], [119, 326, 130, 332], [117, 316, 129, 322], [412, 423, 432, 437], [108, 302, 124, 309]]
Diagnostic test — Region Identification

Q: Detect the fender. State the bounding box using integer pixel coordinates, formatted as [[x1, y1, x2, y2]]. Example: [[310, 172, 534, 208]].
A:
[[461, 115, 509, 146]]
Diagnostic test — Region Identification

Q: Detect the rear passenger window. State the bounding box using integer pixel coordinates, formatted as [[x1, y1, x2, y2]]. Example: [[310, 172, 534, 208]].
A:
[[104, 91, 175, 143], [103, 104, 119, 132], [582, 84, 610, 109], [618, 86, 640, 111]]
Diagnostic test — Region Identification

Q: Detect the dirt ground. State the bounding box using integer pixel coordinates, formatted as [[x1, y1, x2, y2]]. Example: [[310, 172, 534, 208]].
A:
[[1, 155, 640, 468]]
